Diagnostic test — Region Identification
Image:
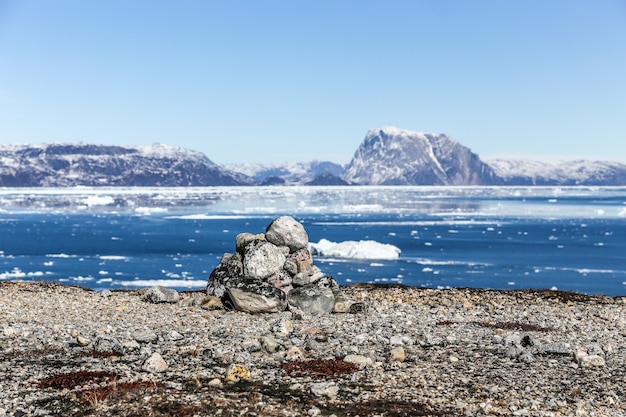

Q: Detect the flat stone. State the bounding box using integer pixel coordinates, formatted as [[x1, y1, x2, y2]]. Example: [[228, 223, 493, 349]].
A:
[[133, 329, 158, 344], [578, 354, 606, 368], [343, 354, 373, 369], [226, 277, 287, 313]]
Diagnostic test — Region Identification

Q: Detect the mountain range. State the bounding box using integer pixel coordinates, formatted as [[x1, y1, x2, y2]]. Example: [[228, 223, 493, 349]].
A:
[[1, 127, 625, 186]]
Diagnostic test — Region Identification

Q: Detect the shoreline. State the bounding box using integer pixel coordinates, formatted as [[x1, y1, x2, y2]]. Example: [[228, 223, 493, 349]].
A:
[[1, 281, 625, 416]]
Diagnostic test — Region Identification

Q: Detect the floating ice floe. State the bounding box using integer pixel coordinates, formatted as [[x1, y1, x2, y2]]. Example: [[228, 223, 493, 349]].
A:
[[309, 238, 401, 260], [81, 195, 115, 207]]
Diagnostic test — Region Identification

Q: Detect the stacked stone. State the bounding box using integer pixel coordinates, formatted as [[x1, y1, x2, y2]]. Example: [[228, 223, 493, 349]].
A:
[[207, 216, 359, 314]]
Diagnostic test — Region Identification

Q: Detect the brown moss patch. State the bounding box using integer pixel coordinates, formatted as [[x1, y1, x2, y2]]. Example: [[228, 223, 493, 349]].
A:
[[78, 381, 164, 406], [329, 399, 461, 417], [281, 358, 360, 378], [37, 370, 120, 390], [437, 320, 553, 332]]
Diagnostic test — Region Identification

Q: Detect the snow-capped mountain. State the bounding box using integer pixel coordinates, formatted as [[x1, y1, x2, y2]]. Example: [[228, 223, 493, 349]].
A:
[[0, 143, 242, 186], [343, 127, 501, 185], [488, 159, 626, 185], [2, 132, 626, 187], [224, 161, 345, 185]]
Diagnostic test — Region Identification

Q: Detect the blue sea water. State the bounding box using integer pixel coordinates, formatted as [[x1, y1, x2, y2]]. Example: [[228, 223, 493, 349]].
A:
[[1, 186, 625, 295]]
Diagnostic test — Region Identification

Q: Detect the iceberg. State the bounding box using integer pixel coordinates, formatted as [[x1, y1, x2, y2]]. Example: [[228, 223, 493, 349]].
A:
[[309, 238, 401, 260]]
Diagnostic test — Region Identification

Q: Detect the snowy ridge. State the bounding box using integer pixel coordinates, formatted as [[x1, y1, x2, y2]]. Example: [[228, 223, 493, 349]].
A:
[[2, 130, 626, 187], [225, 160, 345, 185], [488, 159, 626, 185], [0, 143, 242, 186]]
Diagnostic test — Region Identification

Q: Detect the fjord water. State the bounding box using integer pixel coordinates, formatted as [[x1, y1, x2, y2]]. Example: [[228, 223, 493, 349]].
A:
[[0, 186, 625, 295]]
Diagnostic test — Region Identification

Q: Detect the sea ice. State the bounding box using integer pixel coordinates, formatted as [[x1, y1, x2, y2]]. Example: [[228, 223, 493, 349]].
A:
[[309, 238, 401, 260]]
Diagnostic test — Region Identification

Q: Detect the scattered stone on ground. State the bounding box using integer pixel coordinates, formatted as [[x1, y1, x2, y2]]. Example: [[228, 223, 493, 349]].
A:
[[1, 281, 625, 416]]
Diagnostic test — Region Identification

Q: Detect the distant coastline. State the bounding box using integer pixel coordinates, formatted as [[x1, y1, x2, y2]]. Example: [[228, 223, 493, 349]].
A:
[[3, 128, 626, 187]]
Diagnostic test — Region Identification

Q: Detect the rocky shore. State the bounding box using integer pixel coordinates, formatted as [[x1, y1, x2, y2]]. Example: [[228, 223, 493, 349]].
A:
[[1, 281, 625, 416]]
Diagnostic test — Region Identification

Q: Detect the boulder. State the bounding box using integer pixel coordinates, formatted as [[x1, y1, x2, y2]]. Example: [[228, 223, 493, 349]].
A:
[[142, 286, 180, 304], [226, 277, 287, 313], [265, 216, 309, 252], [207, 253, 243, 298], [287, 285, 335, 315], [243, 240, 289, 279]]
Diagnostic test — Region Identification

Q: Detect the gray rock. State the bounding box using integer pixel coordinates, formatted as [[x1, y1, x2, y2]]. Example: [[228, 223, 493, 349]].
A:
[[502, 334, 522, 347], [235, 233, 265, 254], [142, 352, 168, 373], [287, 285, 335, 315], [226, 277, 287, 313], [168, 331, 184, 341], [243, 240, 289, 280], [314, 275, 340, 290], [179, 292, 206, 307], [505, 345, 524, 359], [578, 354, 606, 368], [265, 216, 309, 252], [207, 252, 243, 298], [310, 381, 339, 400], [349, 302, 368, 314], [541, 342, 572, 355], [142, 286, 180, 304], [586, 343, 605, 357], [332, 288, 353, 313], [283, 258, 298, 276], [133, 329, 158, 344], [286, 248, 313, 274], [292, 266, 325, 286], [261, 336, 281, 353], [94, 336, 125, 355], [266, 270, 293, 292], [343, 354, 373, 369]]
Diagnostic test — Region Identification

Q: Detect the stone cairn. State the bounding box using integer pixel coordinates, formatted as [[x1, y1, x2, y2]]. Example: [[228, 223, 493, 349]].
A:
[[207, 216, 364, 314]]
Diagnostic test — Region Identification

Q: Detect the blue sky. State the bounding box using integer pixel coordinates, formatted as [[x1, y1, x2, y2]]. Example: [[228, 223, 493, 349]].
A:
[[0, 1, 625, 164]]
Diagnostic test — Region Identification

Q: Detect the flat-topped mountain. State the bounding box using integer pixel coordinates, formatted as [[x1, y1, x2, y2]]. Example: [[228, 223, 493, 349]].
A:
[[0, 143, 242, 186], [343, 127, 502, 185]]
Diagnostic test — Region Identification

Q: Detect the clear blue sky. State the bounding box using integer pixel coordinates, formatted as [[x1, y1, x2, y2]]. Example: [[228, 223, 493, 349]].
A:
[[1, 1, 625, 164]]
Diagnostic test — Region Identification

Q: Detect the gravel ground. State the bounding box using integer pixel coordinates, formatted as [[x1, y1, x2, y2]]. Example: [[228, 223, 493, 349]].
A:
[[1, 281, 625, 417]]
